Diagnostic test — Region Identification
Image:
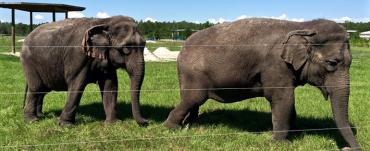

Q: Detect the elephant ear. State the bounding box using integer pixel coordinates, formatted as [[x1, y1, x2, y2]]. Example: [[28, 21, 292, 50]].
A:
[[81, 25, 111, 59], [281, 30, 317, 71]]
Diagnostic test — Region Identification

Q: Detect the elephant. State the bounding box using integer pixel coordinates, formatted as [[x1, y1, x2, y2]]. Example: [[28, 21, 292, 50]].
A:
[[164, 18, 360, 150], [21, 16, 148, 126]]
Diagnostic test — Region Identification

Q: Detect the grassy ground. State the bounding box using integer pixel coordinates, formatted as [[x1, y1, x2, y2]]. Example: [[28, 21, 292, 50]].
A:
[[0, 36, 25, 53], [146, 40, 184, 52], [0, 42, 369, 150]]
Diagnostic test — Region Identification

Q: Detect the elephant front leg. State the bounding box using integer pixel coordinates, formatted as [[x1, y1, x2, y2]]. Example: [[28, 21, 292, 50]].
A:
[[59, 82, 86, 126], [98, 72, 118, 123], [268, 89, 297, 141]]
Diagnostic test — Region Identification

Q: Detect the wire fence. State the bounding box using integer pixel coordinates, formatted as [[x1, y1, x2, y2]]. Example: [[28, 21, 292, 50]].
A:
[[0, 43, 356, 47], [0, 125, 368, 149], [1, 44, 369, 57], [0, 44, 368, 150], [0, 91, 367, 149], [0, 84, 366, 95]]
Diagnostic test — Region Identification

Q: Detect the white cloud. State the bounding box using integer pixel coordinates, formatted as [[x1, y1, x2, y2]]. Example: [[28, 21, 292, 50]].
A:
[[34, 14, 44, 20], [356, 17, 370, 22], [144, 17, 157, 22], [208, 17, 228, 24], [235, 13, 305, 22], [289, 18, 305, 22], [236, 15, 249, 20], [275, 13, 288, 20], [96, 12, 110, 18], [268, 13, 305, 22], [332, 17, 370, 23], [68, 12, 85, 18], [218, 17, 226, 23], [236, 14, 368, 23], [192, 21, 201, 24], [333, 16, 352, 23]]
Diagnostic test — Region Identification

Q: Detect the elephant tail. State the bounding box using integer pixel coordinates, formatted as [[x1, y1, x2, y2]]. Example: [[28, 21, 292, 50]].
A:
[[23, 83, 28, 109]]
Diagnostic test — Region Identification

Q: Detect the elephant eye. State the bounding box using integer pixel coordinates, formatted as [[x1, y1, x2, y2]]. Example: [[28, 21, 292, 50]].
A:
[[325, 59, 343, 67], [326, 59, 338, 66]]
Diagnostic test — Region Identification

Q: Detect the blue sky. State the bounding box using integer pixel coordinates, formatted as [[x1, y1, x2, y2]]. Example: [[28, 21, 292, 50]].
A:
[[1, 0, 369, 24]]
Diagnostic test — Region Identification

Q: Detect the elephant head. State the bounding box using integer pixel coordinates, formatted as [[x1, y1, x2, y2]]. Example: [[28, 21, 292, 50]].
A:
[[281, 23, 360, 149], [81, 18, 148, 126]]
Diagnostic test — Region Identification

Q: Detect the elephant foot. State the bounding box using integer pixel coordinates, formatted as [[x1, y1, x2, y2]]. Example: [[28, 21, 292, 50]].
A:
[[271, 138, 291, 143], [104, 118, 119, 124], [164, 120, 182, 129], [59, 120, 75, 127], [135, 118, 149, 127], [272, 131, 290, 143], [36, 112, 45, 118], [342, 147, 360, 151], [272, 131, 289, 141], [24, 114, 39, 123]]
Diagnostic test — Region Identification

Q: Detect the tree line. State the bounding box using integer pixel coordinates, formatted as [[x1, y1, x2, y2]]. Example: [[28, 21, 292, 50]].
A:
[[0, 20, 369, 40], [341, 21, 370, 33], [341, 21, 370, 47], [0, 22, 41, 36], [137, 20, 213, 40], [0, 20, 213, 39]]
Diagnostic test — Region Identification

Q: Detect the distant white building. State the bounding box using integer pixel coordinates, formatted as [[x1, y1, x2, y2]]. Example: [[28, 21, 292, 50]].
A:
[[347, 30, 357, 33], [346, 30, 357, 38], [360, 31, 370, 40]]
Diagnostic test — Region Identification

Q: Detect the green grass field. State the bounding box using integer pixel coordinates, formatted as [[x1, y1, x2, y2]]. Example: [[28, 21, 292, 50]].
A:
[[0, 38, 369, 150], [0, 36, 25, 53]]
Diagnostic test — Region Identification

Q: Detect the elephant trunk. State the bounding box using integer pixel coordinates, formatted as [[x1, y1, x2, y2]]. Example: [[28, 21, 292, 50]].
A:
[[326, 70, 360, 150], [126, 51, 148, 126]]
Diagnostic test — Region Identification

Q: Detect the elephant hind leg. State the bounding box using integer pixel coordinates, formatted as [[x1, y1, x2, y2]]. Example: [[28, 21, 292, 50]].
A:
[[183, 106, 199, 125], [165, 80, 208, 128], [22, 60, 47, 121], [36, 93, 46, 117], [24, 88, 47, 122]]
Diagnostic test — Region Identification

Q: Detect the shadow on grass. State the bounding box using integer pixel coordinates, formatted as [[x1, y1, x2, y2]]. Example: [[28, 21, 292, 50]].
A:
[[47, 101, 173, 123], [46, 102, 356, 148], [0, 54, 20, 62], [197, 109, 356, 149]]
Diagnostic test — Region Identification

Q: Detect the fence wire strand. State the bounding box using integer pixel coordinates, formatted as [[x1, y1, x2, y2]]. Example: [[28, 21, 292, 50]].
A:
[[0, 125, 368, 149], [0, 43, 356, 48], [0, 84, 365, 95], [0, 43, 368, 150]]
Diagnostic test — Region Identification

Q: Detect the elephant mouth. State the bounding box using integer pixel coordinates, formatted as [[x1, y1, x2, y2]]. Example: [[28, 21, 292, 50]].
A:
[[319, 86, 329, 100]]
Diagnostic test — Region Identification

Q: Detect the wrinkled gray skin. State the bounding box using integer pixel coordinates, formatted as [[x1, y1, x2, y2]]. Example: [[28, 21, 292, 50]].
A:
[[165, 18, 360, 150], [21, 16, 148, 126]]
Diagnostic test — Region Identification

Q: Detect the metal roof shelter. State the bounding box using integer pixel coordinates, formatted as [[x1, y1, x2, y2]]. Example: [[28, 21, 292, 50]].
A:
[[171, 29, 199, 40], [0, 2, 85, 54]]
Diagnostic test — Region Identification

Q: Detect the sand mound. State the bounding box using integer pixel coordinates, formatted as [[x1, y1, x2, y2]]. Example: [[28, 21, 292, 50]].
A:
[[144, 47, 161, 62], [153, 47, 180, 61], [0, 52, 21, 57]]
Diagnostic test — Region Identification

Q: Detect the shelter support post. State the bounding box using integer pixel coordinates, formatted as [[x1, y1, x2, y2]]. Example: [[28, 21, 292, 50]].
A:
[[29, 11, 33, 33], [11, 8, 15, 54], [52, 11, 56, 22]]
